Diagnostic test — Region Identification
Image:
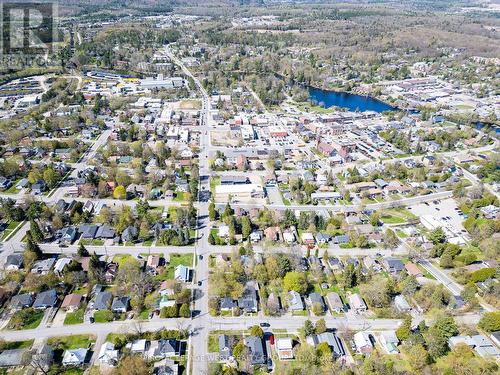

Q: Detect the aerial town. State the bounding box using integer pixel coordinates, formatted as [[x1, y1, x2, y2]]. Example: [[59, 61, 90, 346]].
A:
[[0, 1, 498, 375]]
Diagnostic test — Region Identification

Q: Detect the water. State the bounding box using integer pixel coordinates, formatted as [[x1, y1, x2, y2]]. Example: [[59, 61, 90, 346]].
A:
[[308, 86, 396, 113]]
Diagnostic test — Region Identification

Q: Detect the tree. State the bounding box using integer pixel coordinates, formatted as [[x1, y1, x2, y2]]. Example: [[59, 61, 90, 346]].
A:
[[249, 325, 264, 338], [369, 212, 380, 226], [112, 355, 149, 375], [25, 231, 42, 258], [179, 303, 190, 318], [43, 167, 58, 189], [283, 271, 308, 295], [383, 228, 400, 248], [303, 320, 315, 336], [113, 185, 127, 200], [315, 318, 327, 334], [30, 220, 44, 243], [208, 201, 216, 221], [478, 312, 500, 332], [405, 343, 429, 372], [429, 227, 446, 245], [241, 216, 251, 239], [77, 243, 89, 257], [396, 315, 412, 341]]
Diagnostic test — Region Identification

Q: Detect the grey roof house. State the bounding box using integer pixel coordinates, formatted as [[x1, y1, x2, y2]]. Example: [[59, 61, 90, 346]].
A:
[[244, 336, 266, 365], [33, 289, 58, 309], [288, 291, 304, 311], [219, 334, 232, 360], [111, 296, 130, 313], [94, 291, 112, 310], [10, 293, 34, 309]]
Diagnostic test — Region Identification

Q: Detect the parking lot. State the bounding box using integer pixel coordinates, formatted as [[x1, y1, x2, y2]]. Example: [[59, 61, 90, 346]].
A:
[[409, 198, 469, 244]]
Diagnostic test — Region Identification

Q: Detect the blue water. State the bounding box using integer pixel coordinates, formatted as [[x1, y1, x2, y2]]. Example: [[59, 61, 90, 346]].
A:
[[308, 86, 396, 113]]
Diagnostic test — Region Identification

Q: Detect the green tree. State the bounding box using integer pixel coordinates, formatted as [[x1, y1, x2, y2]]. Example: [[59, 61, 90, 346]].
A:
[[478, 312, 500, 332], [315, 318, 327, 334], [405, 343, 429, 372], [241, 216, 251, 239], [249, 325, 264, 338], [208, 201, 216, 221], [43, 167, 59, 189], [383, 228, 400, 248], [429, 227, 446, 245], [303, 320, 315, 336], [77, 243, 89, 257], [396, 315, 412, 341], [179, 303, 190, 318], [113, 185, 127, 200], [283, 271, 308, 294], [30, 220, 44, 243]]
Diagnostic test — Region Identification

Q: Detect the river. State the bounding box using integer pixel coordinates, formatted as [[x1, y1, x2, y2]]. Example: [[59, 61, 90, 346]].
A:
[[308, 86, 396, 113]]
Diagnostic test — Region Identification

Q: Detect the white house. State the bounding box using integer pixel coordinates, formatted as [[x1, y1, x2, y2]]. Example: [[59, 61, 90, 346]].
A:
[[62, 348, 88, 366], [276, 338, 294, 360], [379, 331, 399, 354], [353, 332, 373, 354], [98, 342, 119, 366]]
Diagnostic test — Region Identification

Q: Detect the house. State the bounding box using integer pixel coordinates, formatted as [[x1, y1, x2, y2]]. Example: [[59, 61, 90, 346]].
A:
[[267, 293, 281, 313], [238, 283, 258, 313], [306, 332, 345, 357], [308, 293, 325, 313], [326, 292, 344, 313], [126, 339, 150, 354], [154, 339, 180, 358], [276, 337, 294, 360], [333, 234, 349, 245], [94, 291, 112, 310], [348, 293, 367, 313], [5, 254, 23, 270], [174, 265, 190, 282], [315, 233, 331, 245], [379, 331, 399, 354], [404, 262, 423, 278], [353, 332, 373, 354], [79, 224, 98, 239], [57, 226, 77, 244], [218, 225, 230, 238], [10, 293, 33, 309], [219, 334, 232, 361], [287, 291, 304, 311], [448, 335, 500, 358], [154, 360, 179, 375], [264, 226, 281, 242], [98, 342, 119, 366], [147, 255, 163, 274], [159, 280, 177, 296], [111, 296, 130, 313], [121, 226, 138, 242], [250, 231, 262, 242], [32, 180, 47, 194], [33, 289, 58, 309], [83, 201, 94, 213], [220, 297, 237, 312], [54, 258, 72, 275], [327, 257, 344, 271], [394, 294, 411, 312], [61, 294, 82, 312], [301, 232, 315, 245], [96, 225, 115, 239], [363, 256, 382, 273], [105, 262, 118, 283], [31, 258, 56, 275], [62, 348, 88, 366], [244, 336, 266, 365], [383, 258, 404, 275], [283, 231, 296, 244], [0, 349, 30, 367]]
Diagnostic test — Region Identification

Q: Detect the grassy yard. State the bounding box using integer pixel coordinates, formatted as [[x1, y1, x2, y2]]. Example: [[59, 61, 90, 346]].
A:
[[93, 310, 114, 323], [112, 254, 134, 267], [8, 309, 44, 330], [164, 253, 194, 279], [48, 335, 94, 350], [2, 340, 34, 350], [173, 191, 187, 202], [64, 309, 85, 325], [0, 221, 22, 241], [208, 334, 219, 353], [210, 176, 221, 194]]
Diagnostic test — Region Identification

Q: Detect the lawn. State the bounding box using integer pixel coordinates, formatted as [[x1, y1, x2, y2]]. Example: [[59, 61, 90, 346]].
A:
[[2, 340, 34, 350], [48, 335, 94, 350], [380, 215, 406, 224], [112, 254, 134, 267], [93, 310, 114, 323], [165, 253, 194, 279], [168, 206, 178, 221], [64, 309, 85, 325], [210, 176, 221, 194], [139, 309, 151, 320], [0, 221, 22, 241], [8, 309, 44, 330], [173, 191, 187, 202], [208, 334, 219, 353]]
